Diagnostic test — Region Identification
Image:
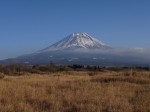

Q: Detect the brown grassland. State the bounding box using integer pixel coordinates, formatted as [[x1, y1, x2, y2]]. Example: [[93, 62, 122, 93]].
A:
[[0, 70, 150, 112]]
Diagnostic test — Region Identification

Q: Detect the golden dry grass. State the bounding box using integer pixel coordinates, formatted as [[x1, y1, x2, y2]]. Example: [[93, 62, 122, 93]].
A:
[[0, 70, 150, 112]]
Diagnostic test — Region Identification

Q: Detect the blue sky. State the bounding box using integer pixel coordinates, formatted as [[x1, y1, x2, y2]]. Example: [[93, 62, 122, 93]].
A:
[[0, 0, 150, 59]]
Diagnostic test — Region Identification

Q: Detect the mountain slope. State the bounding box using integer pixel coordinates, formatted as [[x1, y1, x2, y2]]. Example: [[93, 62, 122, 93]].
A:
[[1, 32, 150, 66], [41, 32, 112, 52]]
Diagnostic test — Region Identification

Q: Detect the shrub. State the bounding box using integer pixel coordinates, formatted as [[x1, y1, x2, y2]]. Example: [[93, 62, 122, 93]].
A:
[[0, 72, 5, 79], [88, 72, 97, 76]]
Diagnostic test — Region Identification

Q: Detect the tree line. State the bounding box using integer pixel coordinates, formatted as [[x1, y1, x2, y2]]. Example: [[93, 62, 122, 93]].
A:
[[0, 63, 149, 75]]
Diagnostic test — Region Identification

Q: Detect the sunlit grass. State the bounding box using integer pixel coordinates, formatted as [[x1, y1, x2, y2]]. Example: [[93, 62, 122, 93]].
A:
[[0, 70, 150, 112]]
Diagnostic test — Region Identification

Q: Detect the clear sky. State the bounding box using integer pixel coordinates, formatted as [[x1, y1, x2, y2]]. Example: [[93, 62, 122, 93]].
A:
[[0, 0, 150, 60]]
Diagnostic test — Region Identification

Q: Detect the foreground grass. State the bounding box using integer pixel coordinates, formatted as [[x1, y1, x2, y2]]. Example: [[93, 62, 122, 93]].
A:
[[0, 70, 150, 112]]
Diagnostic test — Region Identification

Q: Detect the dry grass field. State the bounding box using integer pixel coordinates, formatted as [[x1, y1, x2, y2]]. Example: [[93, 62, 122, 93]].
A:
[[0, 70, 150, 112]]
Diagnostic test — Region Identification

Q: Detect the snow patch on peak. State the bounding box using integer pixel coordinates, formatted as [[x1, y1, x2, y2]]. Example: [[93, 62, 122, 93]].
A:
[[41, 32, 112, 52]]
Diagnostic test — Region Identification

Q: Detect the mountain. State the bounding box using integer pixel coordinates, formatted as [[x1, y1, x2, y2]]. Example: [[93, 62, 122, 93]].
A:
[[0, 32, 150, 66], [40, 32, 112, 52]]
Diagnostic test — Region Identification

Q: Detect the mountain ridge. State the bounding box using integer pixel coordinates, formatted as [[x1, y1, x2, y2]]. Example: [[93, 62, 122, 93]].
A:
[[40, 32, 112, 52], [1, 32, 150, 66]]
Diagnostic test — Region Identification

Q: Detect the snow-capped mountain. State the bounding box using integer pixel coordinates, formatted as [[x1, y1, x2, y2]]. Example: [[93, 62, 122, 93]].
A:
[[41, 32, 112, 52], [1, 32, 150, 66]]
